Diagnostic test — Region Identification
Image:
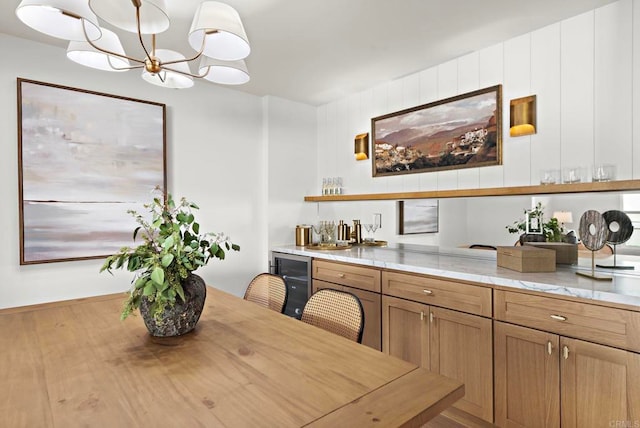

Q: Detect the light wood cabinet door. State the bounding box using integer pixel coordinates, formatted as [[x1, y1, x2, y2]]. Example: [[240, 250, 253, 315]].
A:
[[382, 295, 429, 368], [561, 337, 640, 428], [494, 321, 560, 428], [312, 279, 381, 350], [430, 306, 493, 423]]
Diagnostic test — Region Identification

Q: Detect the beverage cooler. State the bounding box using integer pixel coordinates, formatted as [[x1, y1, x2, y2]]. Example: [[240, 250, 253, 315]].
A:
[[270, 252, 311, 319]]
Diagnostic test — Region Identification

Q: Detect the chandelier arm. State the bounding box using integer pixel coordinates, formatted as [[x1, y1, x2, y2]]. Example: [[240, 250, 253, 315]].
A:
[[162, 65, 211, 79], [82, 20, 145, 65], [135, 6, 154, 61], [106, 55, 145, 71]]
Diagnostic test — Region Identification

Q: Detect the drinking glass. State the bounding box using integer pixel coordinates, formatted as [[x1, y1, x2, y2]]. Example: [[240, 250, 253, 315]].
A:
[[363, 224, 378, 242], [322, 221, 336, 245]]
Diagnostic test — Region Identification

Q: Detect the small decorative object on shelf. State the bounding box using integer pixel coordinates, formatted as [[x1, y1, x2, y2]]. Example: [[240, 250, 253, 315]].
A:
[[100, 189, 240, 336], [576, 210, 612, 281], [321, 177, 343, 195], [592, 164, 615, 182], [596, 210, 634, 270], [562, 167, 584, 184], [506, 202, 562, 244]]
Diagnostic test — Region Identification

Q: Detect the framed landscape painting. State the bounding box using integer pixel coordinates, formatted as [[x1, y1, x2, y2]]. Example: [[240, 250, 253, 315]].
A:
[[372, 85, 502, 177], [17, 78, 166, 264]]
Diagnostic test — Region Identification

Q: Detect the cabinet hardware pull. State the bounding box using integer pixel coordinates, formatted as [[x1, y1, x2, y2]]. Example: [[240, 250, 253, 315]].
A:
[[338, 273, 345, 278], [550, 314, 567, 321], [420, 311, 425, 321], [429, 312, 434, 323], [563, 345, 569, 359], [547, 341, 553, 355], [423, 289, 433, 295]]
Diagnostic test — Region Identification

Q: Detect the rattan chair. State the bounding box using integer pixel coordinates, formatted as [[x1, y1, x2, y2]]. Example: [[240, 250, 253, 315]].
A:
[[301, 289, 365, 343], [243, 273, 288, 313]]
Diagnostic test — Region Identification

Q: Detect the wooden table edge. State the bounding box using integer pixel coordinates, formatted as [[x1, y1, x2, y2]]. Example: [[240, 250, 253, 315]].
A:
[[303, 367, 465, 427]]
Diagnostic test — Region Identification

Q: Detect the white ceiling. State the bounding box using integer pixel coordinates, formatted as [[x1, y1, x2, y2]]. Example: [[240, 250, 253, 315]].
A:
[[2, 0, 617, 106]]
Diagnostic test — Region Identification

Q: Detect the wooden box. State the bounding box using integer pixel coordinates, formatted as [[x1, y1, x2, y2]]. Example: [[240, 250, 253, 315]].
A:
[[497, 246, 556, 273], [523, 242, 578, 265]]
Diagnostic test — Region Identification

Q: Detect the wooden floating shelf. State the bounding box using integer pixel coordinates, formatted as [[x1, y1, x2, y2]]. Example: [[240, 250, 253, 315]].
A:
[[304, 179, 640, 202]]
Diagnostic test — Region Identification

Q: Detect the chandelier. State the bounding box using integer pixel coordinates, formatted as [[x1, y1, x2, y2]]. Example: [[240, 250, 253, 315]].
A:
[[15, 0, 251, 89]]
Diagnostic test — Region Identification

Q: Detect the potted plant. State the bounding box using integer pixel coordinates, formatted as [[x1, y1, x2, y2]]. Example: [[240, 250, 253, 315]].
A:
[[100, 191, 239, 337], [506, 202, 563, 243]]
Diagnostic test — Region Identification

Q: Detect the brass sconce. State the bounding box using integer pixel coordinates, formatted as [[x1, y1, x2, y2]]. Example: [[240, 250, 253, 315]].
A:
[[355, 133, 369, 160], [510, 95, 536, 137]]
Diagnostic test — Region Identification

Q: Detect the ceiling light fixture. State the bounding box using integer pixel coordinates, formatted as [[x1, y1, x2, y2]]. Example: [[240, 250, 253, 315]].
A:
[[16, 0, 251, 89]]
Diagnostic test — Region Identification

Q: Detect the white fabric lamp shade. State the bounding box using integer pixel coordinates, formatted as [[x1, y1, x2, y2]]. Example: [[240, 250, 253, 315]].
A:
[[198, 57, 249, 85], [67, 28, 130, 71], [89, 0, 169, 35], [141, 49, 194, 89], [553, 211, 573, 224], [16, 0, 101, 41], [188, 1, 250, 61]]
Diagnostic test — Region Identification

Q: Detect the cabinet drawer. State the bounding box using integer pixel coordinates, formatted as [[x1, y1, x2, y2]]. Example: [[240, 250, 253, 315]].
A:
[[495, 290, 640, 353], [382, 271, 492, 317], [312, 260, 381, 293]]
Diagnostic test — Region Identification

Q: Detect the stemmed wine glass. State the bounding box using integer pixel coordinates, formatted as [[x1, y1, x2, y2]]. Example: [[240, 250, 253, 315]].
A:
[[363, 223, 378, 243]]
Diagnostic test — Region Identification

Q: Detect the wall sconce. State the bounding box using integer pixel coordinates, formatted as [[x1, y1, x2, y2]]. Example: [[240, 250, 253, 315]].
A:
[[355, 133, 369, 161], [510, 95, 536, 137]]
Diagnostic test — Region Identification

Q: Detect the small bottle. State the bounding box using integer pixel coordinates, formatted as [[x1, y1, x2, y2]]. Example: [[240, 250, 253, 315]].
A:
[[335, 177, 343, 195], [322, 178, 327, 195]]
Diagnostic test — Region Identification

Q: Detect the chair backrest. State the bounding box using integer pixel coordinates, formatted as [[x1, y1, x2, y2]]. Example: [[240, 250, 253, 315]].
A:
[[301, 289, 364, 343], [243, 273, 288, 313]]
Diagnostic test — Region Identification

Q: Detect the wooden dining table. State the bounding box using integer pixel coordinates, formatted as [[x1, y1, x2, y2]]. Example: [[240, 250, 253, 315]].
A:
[[0, 287, 463, 427]]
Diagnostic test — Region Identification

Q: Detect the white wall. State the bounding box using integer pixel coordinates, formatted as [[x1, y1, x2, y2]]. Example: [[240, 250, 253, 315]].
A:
[[315, 0, 638, 247], [265, 95, 318, 250], [0, 33, 313, 308]]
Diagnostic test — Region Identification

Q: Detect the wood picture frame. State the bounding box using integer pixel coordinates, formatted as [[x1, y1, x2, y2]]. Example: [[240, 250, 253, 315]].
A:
[[398, 200, 439, 235], [17, 78, 166, 264], [372, 84, 502, 177]]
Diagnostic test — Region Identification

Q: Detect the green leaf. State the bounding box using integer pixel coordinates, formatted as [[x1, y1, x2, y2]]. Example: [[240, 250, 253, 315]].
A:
[[176, 212, 186, 223], [133, 226, 141, 241], [161, 253, 174, 267], [175, 283, 185, 302], [225, 242, 230, 250], [143, 282, 155, 296], [189, 202, 199, 209], [150, 266, 165, 286], [152, 218, 162, 228], [231, 244, 240, 251], [216, 248, 225, 260], [193, 222, 200, 234], [186, 213, 195, 224], [134, 276, 147, 289], [163, 235, 175, 249]]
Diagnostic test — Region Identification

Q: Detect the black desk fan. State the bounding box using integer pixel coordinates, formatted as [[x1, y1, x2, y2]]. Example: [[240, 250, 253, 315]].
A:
[[596, 210, 634, 270]]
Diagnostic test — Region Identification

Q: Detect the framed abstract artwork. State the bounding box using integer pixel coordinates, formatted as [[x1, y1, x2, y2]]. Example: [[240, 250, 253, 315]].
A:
[[372, 85, 502, 177], [398, 200, 439, 235], [17, 78, 166, 264]]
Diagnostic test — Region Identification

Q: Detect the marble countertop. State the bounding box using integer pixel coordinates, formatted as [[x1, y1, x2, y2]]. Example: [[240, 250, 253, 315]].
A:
[[271, 243, 640, 311]]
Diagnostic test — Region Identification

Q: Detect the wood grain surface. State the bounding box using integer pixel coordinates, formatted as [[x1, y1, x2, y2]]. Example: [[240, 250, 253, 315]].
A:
[[0, 287, 463, 427]]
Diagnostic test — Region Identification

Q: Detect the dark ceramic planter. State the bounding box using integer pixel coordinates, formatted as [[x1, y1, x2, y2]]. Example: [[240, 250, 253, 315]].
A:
[[139, 273, 206, 337]]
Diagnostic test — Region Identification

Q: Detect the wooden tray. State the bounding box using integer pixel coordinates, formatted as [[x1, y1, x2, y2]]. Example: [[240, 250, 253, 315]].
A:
[[303, 244, 352, 250], [356, 240, 388, 247]]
